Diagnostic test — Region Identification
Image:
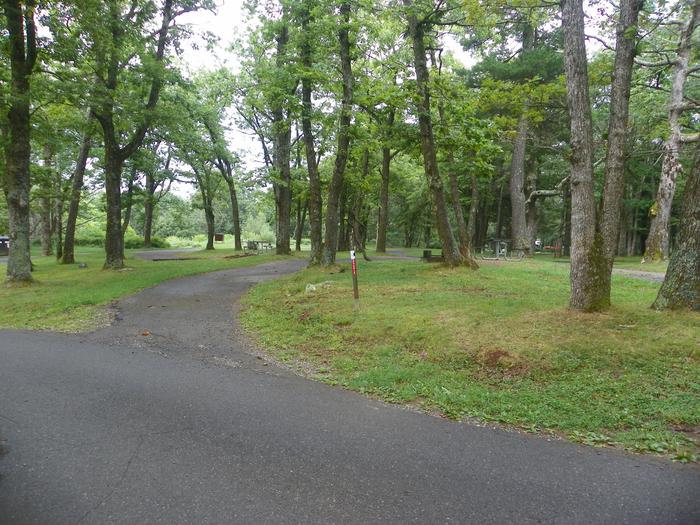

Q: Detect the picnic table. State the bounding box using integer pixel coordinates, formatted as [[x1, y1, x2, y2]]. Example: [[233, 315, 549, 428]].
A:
[[245, 240, 274, 253]]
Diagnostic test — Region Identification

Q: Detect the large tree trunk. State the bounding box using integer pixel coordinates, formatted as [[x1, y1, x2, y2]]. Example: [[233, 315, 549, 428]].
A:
[[103, 138, 125, 269], [3, 0, 37, 283], [644, 1, 700, 262], [405, 1, 475, 268], [96, 0, 173, 269], [300, 2, 323, 266], [322, 0, 353, 266], [272, 23, 292, 256], [562, 0, 640, 310], [562, 0, 607, 310], [653, 144, 700, 310], [62, 131, 91, 264], [510, 111, 531, 255]]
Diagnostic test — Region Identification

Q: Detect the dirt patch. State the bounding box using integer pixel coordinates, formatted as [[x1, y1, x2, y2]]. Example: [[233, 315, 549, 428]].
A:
[[224, 253, 257, 259], [151, 257, 202, 261]]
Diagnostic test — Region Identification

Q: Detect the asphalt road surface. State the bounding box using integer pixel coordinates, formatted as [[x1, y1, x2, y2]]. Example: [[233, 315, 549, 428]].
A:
[[1, 258, 698, 524]]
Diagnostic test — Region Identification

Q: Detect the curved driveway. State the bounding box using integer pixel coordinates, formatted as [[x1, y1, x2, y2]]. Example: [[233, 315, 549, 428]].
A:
[[1, 258, 698, 524]]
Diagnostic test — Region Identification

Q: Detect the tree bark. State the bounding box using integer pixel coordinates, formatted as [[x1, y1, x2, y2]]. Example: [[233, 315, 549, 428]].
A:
[[144, 170, 155, 248], [94, 0, 174, 269], [271, 22, 292, 256], [3, 0, 37, 283], [322, 0, 354, 266], [225, 175, 243, 251], [562, 0, 607, 310], [644, 0, 700, 262], [300, 2, 323, 266], [404, 1, 474, 268], [62, 131, 92, 264], [653, 143, 700, 310], [562, 0, 640, 310], [121, 167, 136, 242], [295, 198, 307, 252], [375, 110, 395, 253]]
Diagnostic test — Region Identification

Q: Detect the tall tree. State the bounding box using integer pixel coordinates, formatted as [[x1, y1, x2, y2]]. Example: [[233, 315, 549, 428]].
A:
[[561, 0, 643, 310], [2, 0, 37, 283], [653, 142, 700, 310], [643, 0, 700, 261], [322, 0, 354, 266]]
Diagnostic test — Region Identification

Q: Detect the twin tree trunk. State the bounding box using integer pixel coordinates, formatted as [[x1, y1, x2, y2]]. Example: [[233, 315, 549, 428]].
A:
[[562, 0, 642, 311], [62, 131, 92, 264], [3, 0, 37, 283], [321, 1, 353, 266], [654, 143, 700, 310], [405, 2, 476, 269], [644, 1, 700, 262], [96, 0, 173, 269]]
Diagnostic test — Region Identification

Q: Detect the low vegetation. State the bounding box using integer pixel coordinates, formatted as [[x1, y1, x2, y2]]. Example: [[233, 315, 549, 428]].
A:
[[0, 247, 282, 332], [242, 257, 699, 461]]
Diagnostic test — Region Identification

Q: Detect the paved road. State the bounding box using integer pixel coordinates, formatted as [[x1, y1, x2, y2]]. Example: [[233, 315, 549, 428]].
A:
[[1, 259, 698, 524]]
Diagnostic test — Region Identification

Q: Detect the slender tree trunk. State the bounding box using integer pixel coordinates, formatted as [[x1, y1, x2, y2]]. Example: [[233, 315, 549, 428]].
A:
[[103, 135, 125, 268], [144, 171, 155, 248], [40, 194, 52, 256], [300, 2, 323, 266], [337, 183, 349, 252], [644, 1, 700, 262], [405, 2, 475, 268], [54, 192, 63, 260], [295, 198, 307, 252], [467, 173, 479, 247], [63, 132, 91, 264], [121, 169, 135, 243], [524, 165, 538, 254], [3, 0, 36, 283], [204, 198, 215, 251], [654, 143, 700, 310], [225, 176, 243, 251], [322, 0, 353, 266]]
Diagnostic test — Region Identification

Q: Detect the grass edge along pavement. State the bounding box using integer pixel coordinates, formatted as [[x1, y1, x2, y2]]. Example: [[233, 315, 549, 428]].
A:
[[0, 247, 290, 332], [241, 257, 700, 462]]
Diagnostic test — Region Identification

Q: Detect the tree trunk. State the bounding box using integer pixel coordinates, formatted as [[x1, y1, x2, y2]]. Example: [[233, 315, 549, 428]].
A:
[[63, 131, 91, 264], [121, 168, 135, 243], [271, 23, 292, 256], [467, 173, 479, 247], [562, 0, 607, 310], [226, 176, 243, 251], [144, 171, 154, 248], [405, 2, 474, 268], [337, 183, 349, 252], [300, 3, 323, 266], [510, 111, 530, 255], [322, 0, 353, 266], [3, 0, 37, 283], [204, 199, 215, 251], [562, 0, 640, 310], [653, 144, 700, 310], [54, 193, 63, 260], [644, 1, 700, 262], [376, 148, 391, 253], [40, 194, 53, 256], [295, 198, 307, 252]]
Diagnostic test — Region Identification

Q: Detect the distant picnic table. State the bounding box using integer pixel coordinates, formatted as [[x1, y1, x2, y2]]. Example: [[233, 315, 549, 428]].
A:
[[245, 240, 273, 253]]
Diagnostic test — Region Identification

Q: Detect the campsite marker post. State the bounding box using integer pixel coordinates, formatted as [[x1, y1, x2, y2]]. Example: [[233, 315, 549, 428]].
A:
[[350, 250, 359, 306]]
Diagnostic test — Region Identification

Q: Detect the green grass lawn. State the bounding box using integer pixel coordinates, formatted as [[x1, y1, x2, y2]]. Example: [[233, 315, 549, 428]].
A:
[[0, 246, 287, 332], [241, 257, 699, 461]]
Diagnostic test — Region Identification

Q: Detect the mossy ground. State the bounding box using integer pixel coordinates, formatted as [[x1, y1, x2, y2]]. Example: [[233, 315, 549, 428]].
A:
[[241, 256, 699, 462]]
